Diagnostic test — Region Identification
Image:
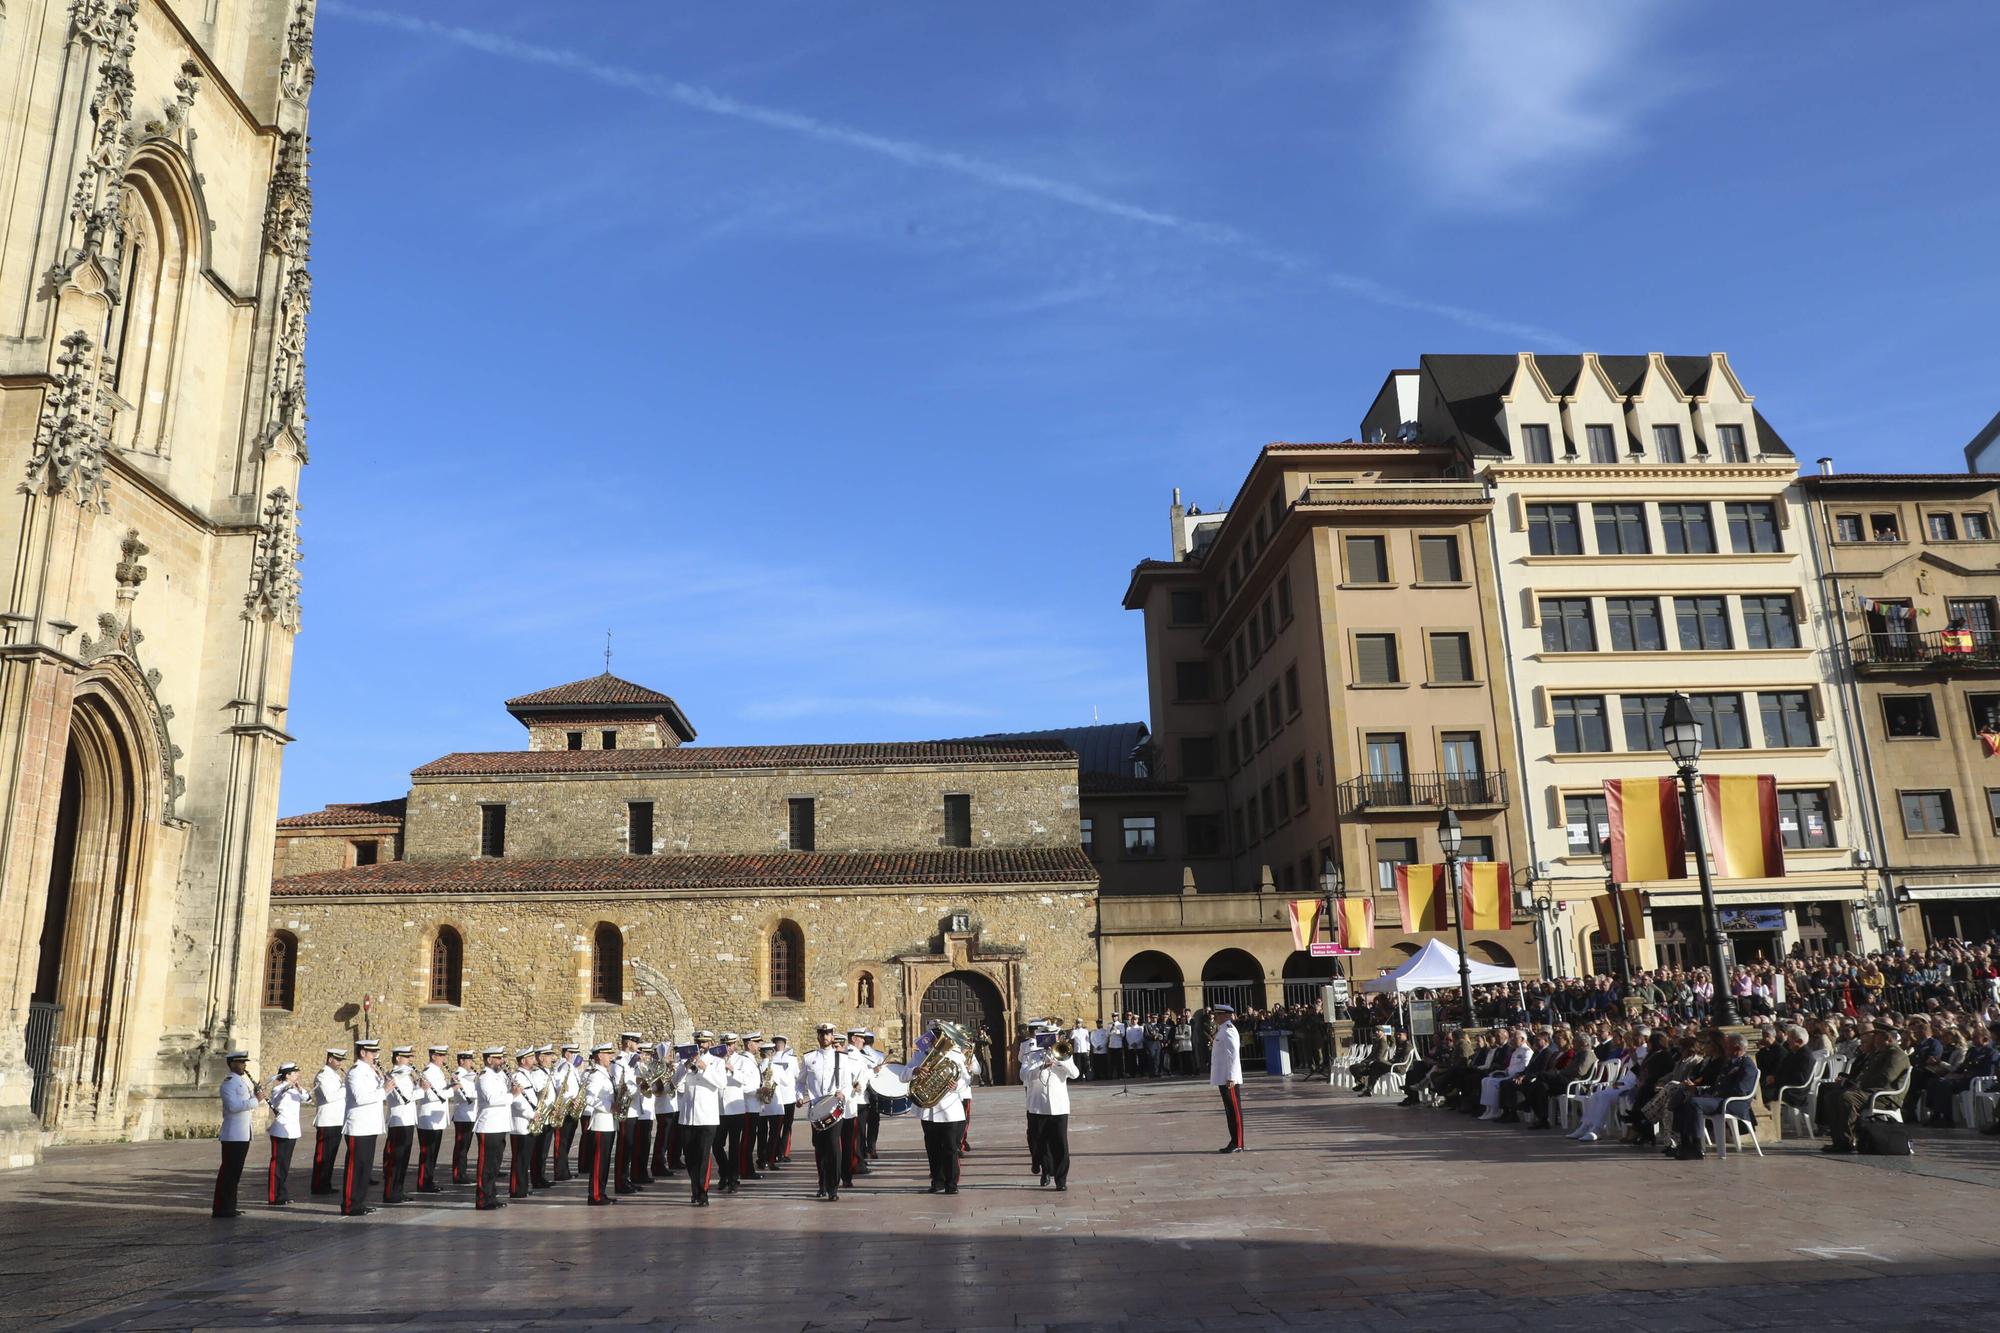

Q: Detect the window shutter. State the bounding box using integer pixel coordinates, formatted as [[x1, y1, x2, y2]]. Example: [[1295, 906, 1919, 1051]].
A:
[[1431, 633, 1473, 683], [1355, 634, 1398, 684]]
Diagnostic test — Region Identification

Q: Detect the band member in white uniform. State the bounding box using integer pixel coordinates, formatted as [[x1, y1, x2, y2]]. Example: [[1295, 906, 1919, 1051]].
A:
[[552, 1043, 582, 1182], [473, 1046, 512, 1210], [858, 1030, 887, 1161], [212, 1051, 256, 1217], [842, 1029, 872, 1185], [615, 1031, 651, 1190], [341, 1039, 386, 1217], [527, 1044, 554, 1189], [583, 1043, 619, 1205], [1023, 1023, 1079, 1190], [651, 1039, 681, 1176], [382, 1046, 419, 1204], [769, 1035, 800, 1164], [799, 1022, 847, 1202], [1018, 1026, 1044, 1175], [414, 1045, 451, 1194], [265, 1061, 307, 1207], [449, 1050, 479, 1184], [758, 1039, 792, 1170], [674, 1031, 727, 1206], [714, 1032, 753, 1193], [507, 1048, 538, 1199], [917, 1029, 971, 1194], [309, 1048, 346, 1195], [738, 1031, 765, 1183], [1209, 1004, 1245, 1152]]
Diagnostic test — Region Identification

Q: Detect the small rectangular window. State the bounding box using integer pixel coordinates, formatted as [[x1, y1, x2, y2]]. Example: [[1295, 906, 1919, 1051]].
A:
[[1928, 513, 1958, 542], [601, 729, 618, 750], [1870, 513, 1902, 542], [1292, 757, 1309, 810], [1675, 596, 1732, 650], [1121, 815, 1158, 857], [1417, 535, 1462, 582], [1777, 789, 1834, 849], [1173, 660, 1213, 702], [1260, 597, 1276, 645], [1726, 502, 1782, 553], [1169, 590, 1206, 625], [479, 804, 506, 858], [1593, 503, 1650, 554], [1260, 785, 1277, 835], [1687, 692, 1749, 749], [1966, 513, 1993, 541], [353, 840, 379, 867], [942, 795, 972, 848], [1742, 595, 1800, 649], [1883, 695, 1939, 739], [628, 801, 654, 855], [1553, 696, 1611, 753], [566, 731, 584, 751], [1716, 423, 1748, 462], [1283, 664, 1301, 715], [1266, 684, 1284, 735], [1374, 837, 1418, 891], [1428, 631, 1474, 683], [1276, 574, 1293, 623], [1622, 694, 1671, 752], [1900, 790, 1956, 836], [1835, 514, 1864, 543], [1253, 697, 1269, 746], [1563, 793, 1610, 855], [1355, 633, 1400, 684], [1988, 791, 2000, 836], [1759, 691, 1816, 748], [1079, 816, 1094, 859], [1527, 504, 1584, 555], [1605, 597, 1664, 652], [1540, 598, 1596, 653], [1652, 424, 1685, 463], [1586, 424, 1618, 463], [1521, 423, 1553, 463], [788, 797, 816, 851], [1345, 535, 1389, 583], [1660, 503, 1717, 554]]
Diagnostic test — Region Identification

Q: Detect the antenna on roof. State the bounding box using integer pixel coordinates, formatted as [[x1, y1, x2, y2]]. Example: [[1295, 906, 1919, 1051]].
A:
[[604, 629, 613, 675]]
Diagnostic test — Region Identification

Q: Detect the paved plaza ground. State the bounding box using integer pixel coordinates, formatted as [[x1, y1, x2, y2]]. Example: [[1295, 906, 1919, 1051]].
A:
[[4, 1075, 1998, 1331]]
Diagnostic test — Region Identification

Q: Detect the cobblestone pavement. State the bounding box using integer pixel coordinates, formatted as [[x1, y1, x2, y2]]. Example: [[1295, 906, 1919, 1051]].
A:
[[5, 1075, 1998, 1331]]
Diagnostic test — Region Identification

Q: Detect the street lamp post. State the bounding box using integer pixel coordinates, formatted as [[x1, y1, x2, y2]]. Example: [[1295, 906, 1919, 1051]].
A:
[[1437, 807, 1476, 1027], [1319, 857, 1347, 1078], [1662, 692, 1741, 1029]]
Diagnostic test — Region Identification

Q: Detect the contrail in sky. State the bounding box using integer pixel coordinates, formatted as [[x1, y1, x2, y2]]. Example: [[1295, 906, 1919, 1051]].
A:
[[322, 2, 1567, 344]]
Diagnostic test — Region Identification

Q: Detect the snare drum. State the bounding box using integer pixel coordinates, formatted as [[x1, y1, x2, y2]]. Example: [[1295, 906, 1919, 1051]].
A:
[[808, 1094, 845, 1131]]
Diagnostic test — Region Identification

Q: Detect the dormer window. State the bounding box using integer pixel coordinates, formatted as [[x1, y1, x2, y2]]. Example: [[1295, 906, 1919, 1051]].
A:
[[1521, 423, 1552, 464], [1717, 424, 1749, 463]]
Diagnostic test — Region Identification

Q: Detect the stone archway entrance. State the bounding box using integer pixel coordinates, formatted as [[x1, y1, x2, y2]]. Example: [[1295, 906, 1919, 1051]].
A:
[[920, 971, 1004, 1047], [892, 918, 1020, 1083]]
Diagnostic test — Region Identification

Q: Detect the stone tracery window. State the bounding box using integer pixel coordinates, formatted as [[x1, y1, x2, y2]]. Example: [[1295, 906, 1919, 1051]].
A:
[[429, 926, 463, 1006], [770, 920, 805, 1002], [591, 923, 623, 1004], [263, 931, 297, 1010]]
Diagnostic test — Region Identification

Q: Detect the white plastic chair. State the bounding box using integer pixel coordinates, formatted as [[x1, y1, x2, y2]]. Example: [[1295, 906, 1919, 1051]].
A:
[[1956, 1075, 1996, 1131], [1703, 1074, 1763, 1158], [1335, 1043, 1374, 1091], [1555, 1059, 1619, 1130], [1775, 1065, 1824, 1140], [1868, 1069, 1912, 1123], [1371, 1047, 1414, 1097]]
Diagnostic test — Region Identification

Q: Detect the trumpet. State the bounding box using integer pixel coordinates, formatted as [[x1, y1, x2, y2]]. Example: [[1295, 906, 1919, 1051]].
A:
[[1053, 1034, 1076, 1061]]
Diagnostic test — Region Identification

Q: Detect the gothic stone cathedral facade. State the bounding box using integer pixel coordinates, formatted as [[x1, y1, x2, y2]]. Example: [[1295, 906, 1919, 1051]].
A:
[[0, 0, 313, 1165]]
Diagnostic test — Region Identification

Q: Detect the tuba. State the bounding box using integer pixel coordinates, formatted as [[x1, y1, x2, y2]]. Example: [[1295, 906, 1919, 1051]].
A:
[[908, 1021, 971, 1109], [1053, 1033, 1075, 1061]]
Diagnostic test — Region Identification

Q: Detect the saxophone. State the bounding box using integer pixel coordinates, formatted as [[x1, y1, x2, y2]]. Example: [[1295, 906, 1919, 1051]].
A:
[[756, 1056, 777, 1102]]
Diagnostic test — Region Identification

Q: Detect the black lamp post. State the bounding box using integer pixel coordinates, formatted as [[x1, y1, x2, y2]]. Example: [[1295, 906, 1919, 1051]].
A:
[[1438, 807, 1475, 1026], [1319, 856, 1347, 1073], [1662, 691, 1740, 1028]]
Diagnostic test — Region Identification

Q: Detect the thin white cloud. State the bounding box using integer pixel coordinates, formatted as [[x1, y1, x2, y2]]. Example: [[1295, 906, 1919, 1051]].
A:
[[1399, 0, 1677, 211], [321, 1, 1569, 344]]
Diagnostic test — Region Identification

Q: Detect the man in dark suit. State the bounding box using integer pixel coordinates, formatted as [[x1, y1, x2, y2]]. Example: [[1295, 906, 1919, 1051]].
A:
[[1817, 1022, 1913, 1154], [1494, 1029, 1555, 1123], [1765, 1025, 1825, 1111], [1667, 1034, 1757, 1160], [1526, 1031, 1597, 1129]]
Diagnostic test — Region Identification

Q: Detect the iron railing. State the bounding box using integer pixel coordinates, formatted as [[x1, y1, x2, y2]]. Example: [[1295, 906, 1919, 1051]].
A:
[[1335, 769, 1509, 814], [1849, 630, 2000, 668]]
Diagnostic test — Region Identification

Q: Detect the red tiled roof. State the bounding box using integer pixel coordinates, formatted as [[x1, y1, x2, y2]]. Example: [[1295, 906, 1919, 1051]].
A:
[[411, 741, 1074, 778], [275, 799, 407, 829], [273, 848, 1098, 897], [506, 673, 678, 708]]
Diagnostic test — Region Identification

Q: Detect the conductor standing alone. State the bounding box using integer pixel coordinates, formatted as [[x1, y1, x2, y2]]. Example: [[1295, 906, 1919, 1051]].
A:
[[1210, 1004, 1244, 1152]]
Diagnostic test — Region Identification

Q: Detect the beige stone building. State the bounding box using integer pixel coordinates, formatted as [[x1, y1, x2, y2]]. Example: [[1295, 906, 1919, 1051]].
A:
[[1111, 445, 1535, 1015], [261, 674, 1097, 1081], [1364, 354, 1878, 975], [0, 0, 314, 1165], [1799, 469, 2000, 944]]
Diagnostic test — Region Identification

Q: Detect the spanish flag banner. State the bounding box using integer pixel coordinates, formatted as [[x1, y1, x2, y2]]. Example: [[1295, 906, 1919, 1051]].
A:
[[1395, 863, 1450, 932], [1591, 887, 1649, 943], [1335, 897, 1375, 951], [1703, 774, 1785, 879], [1286, 899, 1322, 952], [1605, 777, 1686, 882], [1458, 861, 1513, 931]]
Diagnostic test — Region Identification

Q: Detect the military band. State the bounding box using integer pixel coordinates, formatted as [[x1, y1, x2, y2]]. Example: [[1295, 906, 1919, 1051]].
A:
[[214, 1015, 1070, 1216]]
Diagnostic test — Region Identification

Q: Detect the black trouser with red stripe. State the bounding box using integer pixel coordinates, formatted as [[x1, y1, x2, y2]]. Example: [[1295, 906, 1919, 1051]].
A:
[[310, 1125, 341, 1193], [840, 1117, 861, 1186], [340, 1134, 378, 1216], [1027, 1110, 1046, 1172], [625, 1119, 652, 1186], [714, 1114, 742, 1189], [266, 1136, 296, 1205], [865, 1101, 881, 1157], [383, 1125, 413, 1202], [451, 1120, 474, 1183], [780, 1105, 796, 1160], [1219, 1083, 1244, 1149], [652, 1114, 672, 1176], [508, 1133, 532, 1197], [212, 1139, 248, 1216], [555, 1117, 578, 1180], [737, 1112, 759, 1178], [476, 1131, 505, 1208], [682, 1123, 717, 1203], [531, 1127, 553, 1188], [586, 1128, 615, 1203], [1034, 1113, 1070, 1186], [812, 1120, 841, 1196], [415, 1128, 444, 1192], [614, 1123, 636, 1194], [960, 1101, 971, 1153], [665, 1116, 684, 1171]]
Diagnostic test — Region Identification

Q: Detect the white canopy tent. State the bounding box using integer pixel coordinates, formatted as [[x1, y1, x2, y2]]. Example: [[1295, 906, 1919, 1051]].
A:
[[1362, 937, 1519, 994]]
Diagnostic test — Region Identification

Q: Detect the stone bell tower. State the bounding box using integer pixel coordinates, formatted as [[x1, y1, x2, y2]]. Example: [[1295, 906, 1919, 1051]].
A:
[[0, 0, 316, 1165]]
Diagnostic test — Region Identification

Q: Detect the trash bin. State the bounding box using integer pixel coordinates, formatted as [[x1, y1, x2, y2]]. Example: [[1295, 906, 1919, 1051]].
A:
[[1261, 1029, 1293, 1077]]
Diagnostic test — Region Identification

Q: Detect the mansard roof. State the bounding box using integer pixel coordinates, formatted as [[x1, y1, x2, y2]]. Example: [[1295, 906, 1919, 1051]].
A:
[[272, 847, 1098, 897]]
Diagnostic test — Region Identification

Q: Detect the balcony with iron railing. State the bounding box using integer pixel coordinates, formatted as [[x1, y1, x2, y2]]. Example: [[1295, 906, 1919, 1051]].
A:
[[1335, 769, 1509, 815], [1849, 630, 2000, 671]]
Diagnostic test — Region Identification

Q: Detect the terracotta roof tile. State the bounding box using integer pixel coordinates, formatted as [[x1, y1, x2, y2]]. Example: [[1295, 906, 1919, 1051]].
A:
[[273, 848, 1098, 897], [275, 799, 407, 829], [505, 673, 678, 708], [411, 741, 1074, 779]]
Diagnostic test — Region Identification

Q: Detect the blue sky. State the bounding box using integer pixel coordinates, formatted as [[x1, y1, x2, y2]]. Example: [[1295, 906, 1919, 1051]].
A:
[[284, 0, 2000, 814]]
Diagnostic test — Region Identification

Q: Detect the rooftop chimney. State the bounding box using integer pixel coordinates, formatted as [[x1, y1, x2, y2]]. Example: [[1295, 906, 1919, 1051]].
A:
[[1817, 456, 1834, 476]]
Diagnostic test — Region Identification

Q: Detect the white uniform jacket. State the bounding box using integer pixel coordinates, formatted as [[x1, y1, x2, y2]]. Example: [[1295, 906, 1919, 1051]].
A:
[[312, 1066, 346, 1130], [1023, 1051, 1079, 1116], [417, 1063, 452, 1131], [674, 1055, 726, 1127], [385, 1065, 419, 1129], [1070, 1026, 1092, 1056], [615, 1055, 650, 1121], [718, 1051, 755, 1117], [799, 1047, 849, 1114], [763, 1053, 797, 1115], [473, 1068, 513, 1134], [584, 1064, 618, 1133], [219, 1072, 258, 1143], [1209, 1022, 1243, 1086], [1089, 1027, 1109, 1055], [451, 1068, 478, 1123], [916, 1051, 970, 1124], [651, 1046, 678, 1118], [508, 1067, 538, 1136], [343, 1062, 387, 1137], [268, 1080, 307, 1138], [550, 1059, 582, 1120]]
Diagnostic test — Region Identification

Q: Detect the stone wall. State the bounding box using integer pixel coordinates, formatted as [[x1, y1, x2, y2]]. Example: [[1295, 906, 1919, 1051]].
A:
[[273, 825, 403, 879], [404, 764, 1080, 862], [259, 883, 1098, 1072]]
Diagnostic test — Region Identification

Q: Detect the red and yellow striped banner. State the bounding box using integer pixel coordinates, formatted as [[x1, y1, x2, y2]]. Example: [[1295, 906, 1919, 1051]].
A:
[[1395, 863, 1450, 932], [1591, 887, 1649, 943], [1335, 897, 1375, 951], [1703, 775, 1785, 879], [1286, 899, 1322, 952], [1605, 777, 1686, 882], [1458, 861, 1513, 931]]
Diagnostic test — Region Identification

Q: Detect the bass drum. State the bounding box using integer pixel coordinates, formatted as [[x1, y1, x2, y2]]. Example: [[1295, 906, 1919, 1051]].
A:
[[808, 1094, 845, 1131], [876, 1094, 915, 1117]]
